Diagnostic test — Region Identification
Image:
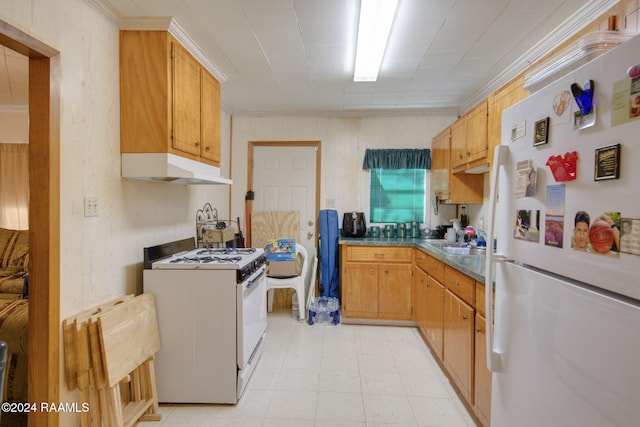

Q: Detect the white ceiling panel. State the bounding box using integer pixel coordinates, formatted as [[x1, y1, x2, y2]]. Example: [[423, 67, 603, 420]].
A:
[[0, 0, 626, 115]]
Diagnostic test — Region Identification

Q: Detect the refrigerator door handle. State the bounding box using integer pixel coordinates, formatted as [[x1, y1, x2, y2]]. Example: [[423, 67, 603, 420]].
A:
[[485, 145, 509, 373]]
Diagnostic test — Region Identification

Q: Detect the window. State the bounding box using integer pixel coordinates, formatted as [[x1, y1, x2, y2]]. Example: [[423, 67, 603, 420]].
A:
[[370, 168, 426, 223]]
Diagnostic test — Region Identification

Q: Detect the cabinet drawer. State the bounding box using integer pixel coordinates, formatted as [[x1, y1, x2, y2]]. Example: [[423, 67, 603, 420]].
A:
[[413, 249, 429, 272], [444, 267, 474, 306], [475, 281, 495, 319], [426, 256, 445, 283], [347, 246, 412, 263]]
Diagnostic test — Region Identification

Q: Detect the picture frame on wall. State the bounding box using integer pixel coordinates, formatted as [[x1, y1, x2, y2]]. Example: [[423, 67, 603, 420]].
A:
[[594, 143, 621, 181], [534, 117, 550, 146]]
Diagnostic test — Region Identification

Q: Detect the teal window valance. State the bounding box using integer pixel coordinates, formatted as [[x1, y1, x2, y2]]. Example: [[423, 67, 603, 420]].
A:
[[362, 149, 431, 170]]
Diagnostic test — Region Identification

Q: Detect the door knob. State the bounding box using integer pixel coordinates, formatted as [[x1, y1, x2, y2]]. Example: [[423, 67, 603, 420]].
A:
[[307, 232, 314, 240], [308, 220, 314, 226]]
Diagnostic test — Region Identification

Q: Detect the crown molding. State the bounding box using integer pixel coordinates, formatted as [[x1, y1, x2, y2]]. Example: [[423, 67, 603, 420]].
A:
[[120, 17, 228, 83], [461, 0, 621, 114], [82, 1, 228, 83], [82, 0, 122, 27]]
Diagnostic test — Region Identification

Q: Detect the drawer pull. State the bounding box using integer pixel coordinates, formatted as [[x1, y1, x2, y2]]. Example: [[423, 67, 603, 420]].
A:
[[462, 315, 468, 320], [451, 280, 460, 286], [374, 253, 385, 258]]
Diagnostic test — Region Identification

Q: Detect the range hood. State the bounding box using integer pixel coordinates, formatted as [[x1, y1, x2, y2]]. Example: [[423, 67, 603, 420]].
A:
[[121, 153, 232, 185]]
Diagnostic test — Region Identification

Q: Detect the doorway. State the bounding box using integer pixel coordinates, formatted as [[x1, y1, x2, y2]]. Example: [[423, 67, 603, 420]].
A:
[[0, 19, 61, 426], [247, 141, 320, 310], [248, 141, 320, 257]]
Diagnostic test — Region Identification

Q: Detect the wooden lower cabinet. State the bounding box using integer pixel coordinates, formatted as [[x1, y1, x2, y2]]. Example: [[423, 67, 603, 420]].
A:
[[378, 263, 412, 319], [412, 265, 428, 332], [444, 288, 475, 405], [341, 245, 412, 320], [425, 276, 445, 360], [474, 313, 492, 426], [342, 262, 379, 318]]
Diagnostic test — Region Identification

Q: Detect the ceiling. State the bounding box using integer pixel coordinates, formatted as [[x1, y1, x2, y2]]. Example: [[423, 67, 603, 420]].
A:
[[0, 0, 619, 115]]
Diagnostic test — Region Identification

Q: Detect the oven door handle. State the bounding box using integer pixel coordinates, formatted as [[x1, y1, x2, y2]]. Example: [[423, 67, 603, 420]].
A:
[[246, 266, 266, 290]]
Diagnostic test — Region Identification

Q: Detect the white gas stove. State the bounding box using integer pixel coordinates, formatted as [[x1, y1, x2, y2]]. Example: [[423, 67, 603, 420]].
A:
[[152, 247, 267, 282], [144, 241, 267, 404]]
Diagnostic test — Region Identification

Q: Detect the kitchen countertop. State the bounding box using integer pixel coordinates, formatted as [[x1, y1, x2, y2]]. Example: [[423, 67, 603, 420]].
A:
[[339, 236, 486, 283]]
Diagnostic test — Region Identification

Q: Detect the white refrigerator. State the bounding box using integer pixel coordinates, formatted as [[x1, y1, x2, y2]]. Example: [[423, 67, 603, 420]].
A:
[[486, 33, 640, 427]]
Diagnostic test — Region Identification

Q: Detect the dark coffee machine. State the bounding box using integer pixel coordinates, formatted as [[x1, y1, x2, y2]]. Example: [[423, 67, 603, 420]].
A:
[[342, 212, 367, 237]]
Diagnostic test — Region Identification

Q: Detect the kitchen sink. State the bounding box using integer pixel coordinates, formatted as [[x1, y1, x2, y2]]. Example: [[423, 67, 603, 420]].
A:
[[444, 246, 486, 256], [424, 240, 486, 256]]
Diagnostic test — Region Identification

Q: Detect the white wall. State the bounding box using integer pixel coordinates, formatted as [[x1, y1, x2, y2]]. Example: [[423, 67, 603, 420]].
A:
[[230, 114, 458, 232], [0, 1, 230, 420]]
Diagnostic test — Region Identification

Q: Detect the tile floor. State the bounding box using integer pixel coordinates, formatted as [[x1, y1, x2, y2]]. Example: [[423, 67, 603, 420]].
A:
[[148, 311, 477, 427]]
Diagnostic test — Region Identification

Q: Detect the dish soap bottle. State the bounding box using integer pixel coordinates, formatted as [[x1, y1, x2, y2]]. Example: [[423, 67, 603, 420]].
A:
[[477, 217, 486, 247]]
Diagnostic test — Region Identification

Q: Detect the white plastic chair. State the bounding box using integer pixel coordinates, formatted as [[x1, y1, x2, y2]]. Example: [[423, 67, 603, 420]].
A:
[[266, 244, 315, 321]]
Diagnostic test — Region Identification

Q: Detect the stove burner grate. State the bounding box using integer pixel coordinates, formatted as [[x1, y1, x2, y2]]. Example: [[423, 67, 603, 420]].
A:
[[197, 248, 256, 256], [169, 255, 244, 264]]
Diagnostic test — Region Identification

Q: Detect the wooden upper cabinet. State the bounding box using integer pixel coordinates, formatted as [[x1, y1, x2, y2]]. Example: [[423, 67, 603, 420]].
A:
[[488, 77, 528, 168], [450, 115, 468, 170], [120, 30, 221, 167], [431, 127, 451, 202], [466, 101, 488, 165], [201, 71, 222, 164], [431, 126, 483, 205], [451, 101, 488, 171], [172, 42, 202, 157]]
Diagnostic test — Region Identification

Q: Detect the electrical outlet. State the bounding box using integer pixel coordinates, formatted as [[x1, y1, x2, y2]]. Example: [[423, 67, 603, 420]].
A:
[[84, 196, 99, 217]]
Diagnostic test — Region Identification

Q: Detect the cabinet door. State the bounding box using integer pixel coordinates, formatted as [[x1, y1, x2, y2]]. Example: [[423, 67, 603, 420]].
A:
[[474, 313, 492, 427], [425, 276, 444, 360], [466, 101, 488, 164], [342, 263, 379, 319], [444, 289, 475, 403], [120, 31, 171, 154], [450, 116, 468, 169], [431, 128, 450, 201], [412, 265, 428, 333], [379, 263, 412, 320], [172, 42, 202, 156], [200, 71, 221, 165]]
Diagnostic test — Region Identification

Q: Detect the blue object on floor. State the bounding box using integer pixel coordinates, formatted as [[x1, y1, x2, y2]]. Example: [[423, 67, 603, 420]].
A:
[[318, 209, 339, 298], [307, 297, 341, 325]]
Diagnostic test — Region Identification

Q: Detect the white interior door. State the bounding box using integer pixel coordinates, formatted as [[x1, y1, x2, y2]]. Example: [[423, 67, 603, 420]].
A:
[[252, 145, 317, 256]]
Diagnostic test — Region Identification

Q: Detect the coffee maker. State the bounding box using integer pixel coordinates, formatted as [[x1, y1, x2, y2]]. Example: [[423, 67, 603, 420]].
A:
[[342, 212, 367, 237]]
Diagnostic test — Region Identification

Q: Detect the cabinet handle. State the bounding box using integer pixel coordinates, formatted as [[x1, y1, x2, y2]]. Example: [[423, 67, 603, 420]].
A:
[[195, 141, 200, 147], [451, 280, 460, 286], [205, 146, 210, 152], [462, 315, 468, 320], [369, 268, 374, 273], [374, 253, 384, 258]]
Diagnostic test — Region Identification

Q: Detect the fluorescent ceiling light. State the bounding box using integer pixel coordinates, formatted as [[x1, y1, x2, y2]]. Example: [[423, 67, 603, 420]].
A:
[[353, 0, 399, 82]]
